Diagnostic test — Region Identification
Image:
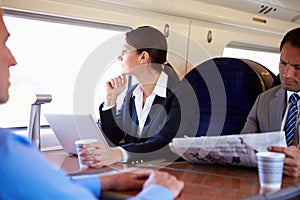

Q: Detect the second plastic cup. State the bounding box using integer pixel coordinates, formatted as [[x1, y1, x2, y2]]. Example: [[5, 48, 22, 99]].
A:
[[256, 152, 285, 188]]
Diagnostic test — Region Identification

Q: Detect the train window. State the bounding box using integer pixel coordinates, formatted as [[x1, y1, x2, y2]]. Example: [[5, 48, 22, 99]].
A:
[[223, 47, 280, 75], [1, 12, 130, 128]]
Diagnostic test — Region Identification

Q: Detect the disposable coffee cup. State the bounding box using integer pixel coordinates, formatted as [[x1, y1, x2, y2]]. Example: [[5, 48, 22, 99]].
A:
[[256, 152, 285, 188], [75, 139, 97, 168]]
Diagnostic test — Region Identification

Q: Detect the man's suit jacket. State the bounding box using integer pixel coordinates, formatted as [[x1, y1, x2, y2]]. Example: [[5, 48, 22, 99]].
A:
[[241, 85, 299, 146], [98, 70, 199, 163]]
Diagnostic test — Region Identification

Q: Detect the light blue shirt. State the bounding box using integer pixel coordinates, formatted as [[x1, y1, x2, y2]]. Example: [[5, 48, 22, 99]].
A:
[[0, 128, 173, 200]]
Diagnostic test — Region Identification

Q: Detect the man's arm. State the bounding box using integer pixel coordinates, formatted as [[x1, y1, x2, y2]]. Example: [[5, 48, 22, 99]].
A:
[[0, 130, 99, 200], [128, 171, 184, 200], [241, 95, 261, 134]]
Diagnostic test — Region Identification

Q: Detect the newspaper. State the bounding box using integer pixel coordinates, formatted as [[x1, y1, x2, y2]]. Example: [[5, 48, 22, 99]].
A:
[[169, 131, 286, 167]]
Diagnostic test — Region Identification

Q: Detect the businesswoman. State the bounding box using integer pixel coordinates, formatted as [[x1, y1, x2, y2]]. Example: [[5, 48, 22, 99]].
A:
[[81, 26, 198, 167]]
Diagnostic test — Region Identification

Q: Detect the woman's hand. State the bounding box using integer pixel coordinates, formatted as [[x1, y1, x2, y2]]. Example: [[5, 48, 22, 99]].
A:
[[80, 142, 123, 168], [105, 75, 127, 107]]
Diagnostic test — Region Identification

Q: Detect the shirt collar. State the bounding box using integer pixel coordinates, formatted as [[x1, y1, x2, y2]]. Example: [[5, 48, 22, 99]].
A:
[[286, 90, 300, 102], [133, 71, 168, 98]]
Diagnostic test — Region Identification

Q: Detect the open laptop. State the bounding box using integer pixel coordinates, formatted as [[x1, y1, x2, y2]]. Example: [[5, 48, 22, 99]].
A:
[[44, 113, 109, 155]]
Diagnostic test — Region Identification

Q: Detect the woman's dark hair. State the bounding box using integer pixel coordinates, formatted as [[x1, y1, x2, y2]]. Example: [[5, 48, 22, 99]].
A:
[[125, 26, 167, 71], [280, 27, 300, 51]]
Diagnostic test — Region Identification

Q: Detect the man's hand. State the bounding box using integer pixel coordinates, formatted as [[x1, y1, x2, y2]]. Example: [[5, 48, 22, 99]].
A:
[[268, 145, 300, 177], [100, 171, 151, 191], [143, 171, 184, 198]]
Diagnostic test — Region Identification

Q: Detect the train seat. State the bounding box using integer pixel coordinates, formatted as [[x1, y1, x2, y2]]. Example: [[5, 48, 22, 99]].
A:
[[272, 74, 281, 87], [241, 59, 275, 91], [183, 57, 275, 137]]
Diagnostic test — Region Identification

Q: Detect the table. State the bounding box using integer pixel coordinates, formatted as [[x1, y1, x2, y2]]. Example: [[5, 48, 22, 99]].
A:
[[44, 151, 300, 200]]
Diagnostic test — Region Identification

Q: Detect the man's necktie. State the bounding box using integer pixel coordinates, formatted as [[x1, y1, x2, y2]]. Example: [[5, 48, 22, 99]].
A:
[[284, 93, 299, 146]]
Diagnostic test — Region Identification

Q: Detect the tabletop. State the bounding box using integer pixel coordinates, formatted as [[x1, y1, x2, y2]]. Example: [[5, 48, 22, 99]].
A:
[[44, 151, 300, 200]]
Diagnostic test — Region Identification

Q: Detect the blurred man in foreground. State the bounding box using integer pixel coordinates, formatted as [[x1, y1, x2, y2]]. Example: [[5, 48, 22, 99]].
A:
[[0, 8, 184, 199]]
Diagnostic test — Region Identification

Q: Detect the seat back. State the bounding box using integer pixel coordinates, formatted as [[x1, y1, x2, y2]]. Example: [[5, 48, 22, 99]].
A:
[[183, 57, 275, 137], [241, 59, 275, 90], [272, 74, 281, 87]]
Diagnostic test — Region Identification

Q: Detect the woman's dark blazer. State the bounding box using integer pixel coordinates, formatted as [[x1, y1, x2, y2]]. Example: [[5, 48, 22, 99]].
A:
[[98, 68, 199, 163]]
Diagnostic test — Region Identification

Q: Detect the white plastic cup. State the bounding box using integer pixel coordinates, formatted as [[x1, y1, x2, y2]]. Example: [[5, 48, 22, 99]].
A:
[[256, 152, 285, 188], [75, 139, 97, 168]]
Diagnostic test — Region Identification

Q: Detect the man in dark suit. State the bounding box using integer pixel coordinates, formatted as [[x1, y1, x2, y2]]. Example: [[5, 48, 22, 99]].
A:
[[241, 27, 300, 177]]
